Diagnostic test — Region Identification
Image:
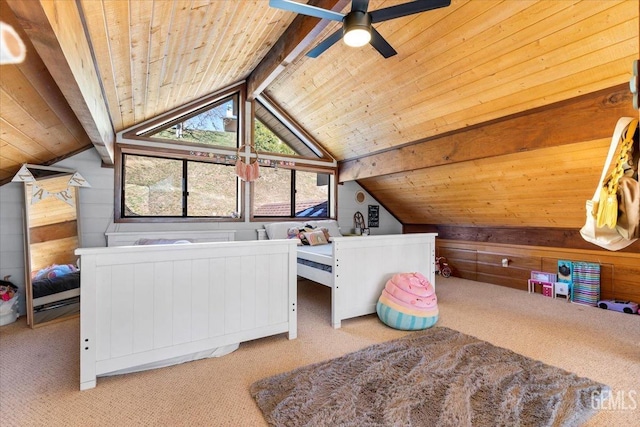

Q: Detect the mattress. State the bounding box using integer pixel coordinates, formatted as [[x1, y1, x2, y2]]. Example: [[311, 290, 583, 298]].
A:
[[297, 244, 333, 272], [297, 244, 333, 257], [32, 271, 81, 299]]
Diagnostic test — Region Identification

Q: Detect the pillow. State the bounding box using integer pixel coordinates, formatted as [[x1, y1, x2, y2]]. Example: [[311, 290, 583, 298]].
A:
[[296, 225, 316, 245], [303, 230, 329, 246], [264, 222, 303, 240], [318, 227, 331, 242], [135, 238, 193, 245], [305, 220, 342, 237]]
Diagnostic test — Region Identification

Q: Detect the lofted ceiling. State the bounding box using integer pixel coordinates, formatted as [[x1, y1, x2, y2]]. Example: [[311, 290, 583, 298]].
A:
[[0, 0, 638, 230]]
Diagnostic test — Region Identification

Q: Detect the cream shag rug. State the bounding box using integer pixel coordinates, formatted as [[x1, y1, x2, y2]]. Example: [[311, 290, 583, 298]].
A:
[[251, 327, 608, 427]]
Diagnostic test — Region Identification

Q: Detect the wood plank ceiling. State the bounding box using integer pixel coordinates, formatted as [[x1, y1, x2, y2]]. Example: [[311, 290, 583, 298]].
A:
[[1, 0, 638, 230], [267, 0, 637, 159]]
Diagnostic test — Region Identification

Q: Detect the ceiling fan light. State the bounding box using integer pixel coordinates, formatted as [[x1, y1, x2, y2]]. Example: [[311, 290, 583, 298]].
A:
[[344, 28, 371, 47], [343, 11, 371, 48]]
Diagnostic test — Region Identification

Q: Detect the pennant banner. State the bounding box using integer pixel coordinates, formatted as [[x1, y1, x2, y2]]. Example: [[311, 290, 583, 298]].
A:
[[11, 165, 36, 182], [69, 172, 91, 188], [13, 165, 90, 206], [54, 188, 75, 207], [31, 185, 50, 205]]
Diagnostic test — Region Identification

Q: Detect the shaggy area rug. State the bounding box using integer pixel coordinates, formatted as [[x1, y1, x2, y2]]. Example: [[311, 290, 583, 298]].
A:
[[250, 327, 608, 427]]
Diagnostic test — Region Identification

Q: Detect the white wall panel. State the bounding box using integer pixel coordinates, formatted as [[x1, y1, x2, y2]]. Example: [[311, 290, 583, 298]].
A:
[[0, 148, 401, 317], [337, 181, 402, 235]]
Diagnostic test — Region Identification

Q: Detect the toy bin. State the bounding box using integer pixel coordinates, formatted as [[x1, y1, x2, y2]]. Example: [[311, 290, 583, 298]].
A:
[[0, 293, 19, 326]]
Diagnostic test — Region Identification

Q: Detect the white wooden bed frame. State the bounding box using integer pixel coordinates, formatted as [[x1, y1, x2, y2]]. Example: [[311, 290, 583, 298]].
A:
[[282, 232, 437, 329], [306, 233, 436, 328], [76, 234, 298, 390]]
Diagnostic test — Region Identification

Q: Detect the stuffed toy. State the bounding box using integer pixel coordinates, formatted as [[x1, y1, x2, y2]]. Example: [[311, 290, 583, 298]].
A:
[[376, 272, 438, 330]]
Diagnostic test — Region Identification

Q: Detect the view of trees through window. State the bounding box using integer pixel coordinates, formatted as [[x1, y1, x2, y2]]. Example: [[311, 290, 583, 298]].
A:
[[152, 97, 238, 148], [254, 120, 296, 155]]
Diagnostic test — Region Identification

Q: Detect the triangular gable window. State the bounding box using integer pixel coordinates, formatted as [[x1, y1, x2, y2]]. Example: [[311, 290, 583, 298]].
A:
[[254, 96, 328, 159], [142, 93, 239, 149]]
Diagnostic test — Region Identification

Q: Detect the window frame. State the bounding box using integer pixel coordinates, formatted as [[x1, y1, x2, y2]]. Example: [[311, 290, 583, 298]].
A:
[[254, 94, 334, 161], [250, 163, 336, 222], [115, 145, 245, 223], [114, 82, 338, 224]]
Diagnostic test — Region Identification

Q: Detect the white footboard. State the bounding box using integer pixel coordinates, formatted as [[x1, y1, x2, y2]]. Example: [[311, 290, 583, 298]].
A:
[[330, 233, 436, 328], [76, 239, 297, 390]]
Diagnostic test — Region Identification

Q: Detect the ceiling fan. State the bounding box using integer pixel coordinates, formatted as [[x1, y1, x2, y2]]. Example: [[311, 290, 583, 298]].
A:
[[269, 0, 451, 58]]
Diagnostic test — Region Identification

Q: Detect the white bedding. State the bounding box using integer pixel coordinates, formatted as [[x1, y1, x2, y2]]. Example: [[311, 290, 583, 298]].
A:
[[296, 243, 333, 264], [297, 244, 332, 256]]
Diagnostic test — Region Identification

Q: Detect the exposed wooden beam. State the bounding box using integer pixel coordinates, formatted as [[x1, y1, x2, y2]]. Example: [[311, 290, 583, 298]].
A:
[[0, 0, 92, 150], [339, 84, 635, 182], [246, 0, 350, 100], [6, 0, 115, 165]]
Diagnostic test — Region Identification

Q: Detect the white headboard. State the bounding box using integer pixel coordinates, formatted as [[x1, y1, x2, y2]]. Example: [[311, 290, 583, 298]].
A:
[[105, 229, 235, 247]]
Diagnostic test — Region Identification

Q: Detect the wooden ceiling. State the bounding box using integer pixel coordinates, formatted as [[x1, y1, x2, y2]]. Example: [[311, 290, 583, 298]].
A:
[[268, 0, 638, 158], [1, 0, 638, 229]]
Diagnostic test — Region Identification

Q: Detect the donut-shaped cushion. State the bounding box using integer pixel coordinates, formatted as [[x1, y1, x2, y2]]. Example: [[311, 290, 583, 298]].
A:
[[376, 272, 438, 330]]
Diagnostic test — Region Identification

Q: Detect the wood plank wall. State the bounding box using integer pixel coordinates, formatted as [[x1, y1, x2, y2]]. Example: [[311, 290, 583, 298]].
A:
[[369, 82, 640, 305], [405, 225, 640, 303]]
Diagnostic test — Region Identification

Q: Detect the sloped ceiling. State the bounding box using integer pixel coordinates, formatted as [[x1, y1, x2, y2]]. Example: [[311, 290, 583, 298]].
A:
[[1, 0, 638, 230], [267, 0, 637, 160]]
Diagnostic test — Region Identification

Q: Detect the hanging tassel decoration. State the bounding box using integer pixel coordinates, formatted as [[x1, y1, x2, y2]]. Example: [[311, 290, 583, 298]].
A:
[[235, 144, 260, 182], [596, 185, 617, 228], [596, 120, 638, 228]]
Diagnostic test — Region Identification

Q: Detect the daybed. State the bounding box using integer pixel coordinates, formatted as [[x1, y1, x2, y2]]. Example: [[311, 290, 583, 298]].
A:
[[76, 229, 298, 390], [259, 221, 437, 328]]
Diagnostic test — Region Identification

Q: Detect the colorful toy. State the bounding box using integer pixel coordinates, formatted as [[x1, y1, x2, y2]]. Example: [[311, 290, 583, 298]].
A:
[[554, 282, 571, 301], [0, 275, 17, 301], [435, 256, 452, 278], [597, 300, 638, 314]]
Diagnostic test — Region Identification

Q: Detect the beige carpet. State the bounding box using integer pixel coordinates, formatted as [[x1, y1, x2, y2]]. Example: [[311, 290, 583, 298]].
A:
[[1, 276, 639, 426]]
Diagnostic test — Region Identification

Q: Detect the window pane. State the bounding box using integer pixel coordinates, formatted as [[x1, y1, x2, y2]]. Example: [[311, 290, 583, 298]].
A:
[[150, 95, 238, 148], [124, 155, 182, 216], [254, 100, 319, 157], [187, 162, 239, 217], [254, 119, 296, 156], [295, 171, 329, 218], [253, 167, 292, 217]]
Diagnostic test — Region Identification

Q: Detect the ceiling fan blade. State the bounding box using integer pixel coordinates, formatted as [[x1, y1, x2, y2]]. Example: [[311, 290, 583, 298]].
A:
[[369, 27, 397, 58], [269, 0, 344, 22], [351, 0, 370, 12], [370, 0, 451, 23], [306, 28, 344, 58]]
